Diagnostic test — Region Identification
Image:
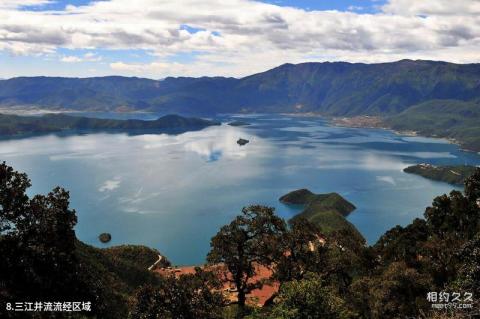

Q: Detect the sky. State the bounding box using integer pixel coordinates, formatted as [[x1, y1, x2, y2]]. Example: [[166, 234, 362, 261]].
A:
[[0, 0, 479, 79]]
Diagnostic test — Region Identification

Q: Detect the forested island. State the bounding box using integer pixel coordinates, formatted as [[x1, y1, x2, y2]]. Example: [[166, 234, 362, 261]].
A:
[[98, 233, 112, 243], [237, 138, 249, 146], [404, 163, 478, 185], [279, 189, 362, 241], [1, 163, 480, 318], [0, 113, 220, 137]]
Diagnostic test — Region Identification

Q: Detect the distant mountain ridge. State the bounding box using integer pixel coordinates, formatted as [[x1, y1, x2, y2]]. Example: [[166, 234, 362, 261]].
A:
[[2, 60, 480, 150], [1, 60, 479, 115]]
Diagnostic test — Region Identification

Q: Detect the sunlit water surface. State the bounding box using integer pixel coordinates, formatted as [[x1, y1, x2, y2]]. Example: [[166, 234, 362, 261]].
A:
[[1, 113, 479, 264]]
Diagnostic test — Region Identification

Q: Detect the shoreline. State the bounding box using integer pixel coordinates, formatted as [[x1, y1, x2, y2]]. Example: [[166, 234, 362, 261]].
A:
[[2, 108, 479, 154], [330, 115, 479, 154], [0, 106, 154, 116]]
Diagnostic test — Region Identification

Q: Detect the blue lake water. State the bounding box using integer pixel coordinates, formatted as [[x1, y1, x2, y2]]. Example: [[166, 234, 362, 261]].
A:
[[1, 113, 479, 265]]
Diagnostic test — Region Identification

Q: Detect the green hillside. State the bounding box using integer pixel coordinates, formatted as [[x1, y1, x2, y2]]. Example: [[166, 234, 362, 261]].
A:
[[74, 242, 170, 318], [404, 164, 478, 185], [1, 60, 479, 116], [280, 189, 362, 241], [386, 99, 480, 151]]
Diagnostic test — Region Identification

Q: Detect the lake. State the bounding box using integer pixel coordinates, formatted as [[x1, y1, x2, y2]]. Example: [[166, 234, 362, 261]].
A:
[[1, 113, 479, 265]]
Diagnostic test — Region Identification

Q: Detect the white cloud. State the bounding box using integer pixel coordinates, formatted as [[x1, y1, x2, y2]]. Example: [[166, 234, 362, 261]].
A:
[[110, 61, 188, 74], [347, 6, 364, 12], [61, 56, 82, 63], [382, 0, 480, 16], [61, 52, 102, 63], [99, 178, 121, 192], [0, 0, 479, 77]]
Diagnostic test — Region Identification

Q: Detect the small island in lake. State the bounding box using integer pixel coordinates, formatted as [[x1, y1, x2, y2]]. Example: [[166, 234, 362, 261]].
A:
[[280, 189, 363, 241], [98, 233, 112, 243], [403, 163, 478, 185], [237, 138, 249, 146], [0, 113, 220, 137], [228, 120, 251, 127]]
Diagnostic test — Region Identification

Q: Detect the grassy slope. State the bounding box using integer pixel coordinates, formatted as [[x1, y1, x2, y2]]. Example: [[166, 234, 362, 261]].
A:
[[403, 164, 478, 185], [280, 189, 363, 241]]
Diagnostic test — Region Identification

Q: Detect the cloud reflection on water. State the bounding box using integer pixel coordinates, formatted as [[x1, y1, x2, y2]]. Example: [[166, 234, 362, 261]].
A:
[[0, 115, 478, 264]]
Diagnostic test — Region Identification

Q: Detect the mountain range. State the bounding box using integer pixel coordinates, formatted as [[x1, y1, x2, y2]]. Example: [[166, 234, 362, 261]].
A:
[[1, 59, 479, 150]]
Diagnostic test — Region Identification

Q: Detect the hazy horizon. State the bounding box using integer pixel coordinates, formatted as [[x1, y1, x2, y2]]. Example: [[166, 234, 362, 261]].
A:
[[1, 0, 479, 79], [1, 58, 480, 81]]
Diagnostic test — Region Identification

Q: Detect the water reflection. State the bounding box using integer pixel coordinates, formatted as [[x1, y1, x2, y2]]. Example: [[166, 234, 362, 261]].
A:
[[1, 114, 479, 265]]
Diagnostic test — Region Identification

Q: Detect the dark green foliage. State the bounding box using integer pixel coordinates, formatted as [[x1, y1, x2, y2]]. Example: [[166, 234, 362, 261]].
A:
[[279, 188, 316, 205], [374, 218, 429, 266], [0, 113, 219, 137], [207, 206, 287, 308], [102, 245, 170, 270], [130, 269, 225, 319], [281, 189, 362, 240], [452, 234, 480, 305], [274, 218, 324, 282], [387, 99, 480, 151], [74, 241, 163, 318], [0, 162, 90, 317], [425, 190, 478, 240], [404, 164, 478, 185], [350, 262, 432, 319], [267, 168, 480, 319], [281, 189, 355, 218], [368, 169, 480, 317], [269, 274, 352, 319], [0, 163, 78, 298], [417, 179, 480, 287], [464, 168, 480, 202], [0, 162, 167, 318]]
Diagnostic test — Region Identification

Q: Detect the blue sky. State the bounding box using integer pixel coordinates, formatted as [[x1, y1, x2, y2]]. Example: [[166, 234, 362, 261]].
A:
[[260, 0, 386, 13], [19, 0, 91, 10], [22, 0, 387, 13], [0, 0, 478, 79]]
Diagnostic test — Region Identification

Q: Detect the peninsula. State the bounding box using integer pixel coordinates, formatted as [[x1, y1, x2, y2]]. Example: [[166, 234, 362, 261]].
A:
[[0, 113, 220, 137], [403, 164, 478, 185]]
